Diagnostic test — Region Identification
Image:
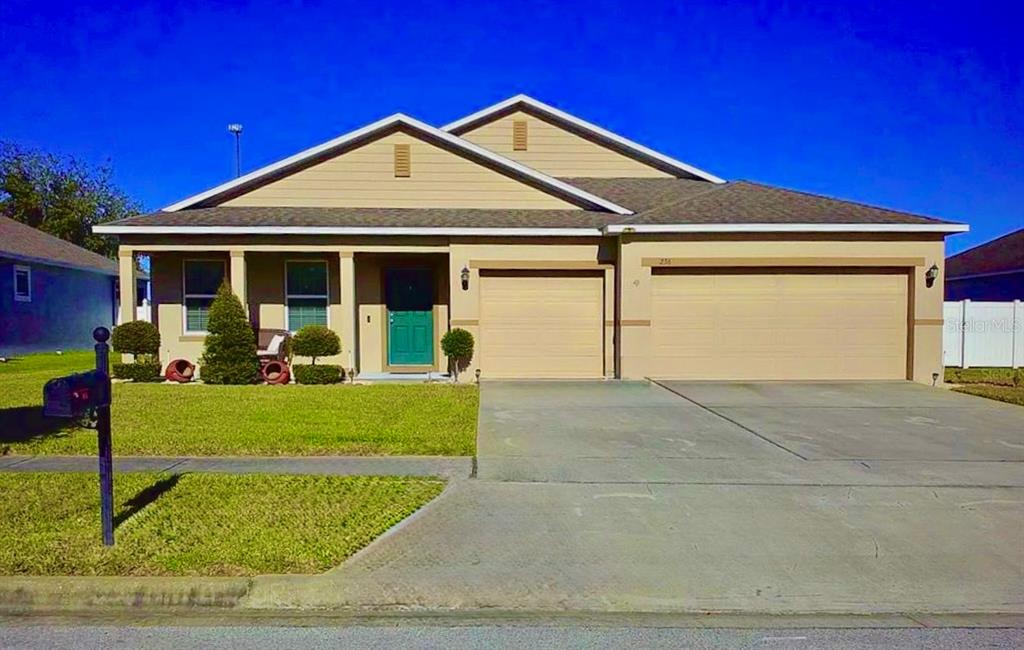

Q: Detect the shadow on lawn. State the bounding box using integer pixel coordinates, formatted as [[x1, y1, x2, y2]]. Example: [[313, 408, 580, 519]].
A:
[[0, 406, 76, 450], [115, 474, 181, 529]]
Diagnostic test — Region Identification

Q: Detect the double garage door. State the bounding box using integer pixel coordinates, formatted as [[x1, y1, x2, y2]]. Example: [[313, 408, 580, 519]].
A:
[[476, 267, 909, 381], [649, 269, 909, 380]]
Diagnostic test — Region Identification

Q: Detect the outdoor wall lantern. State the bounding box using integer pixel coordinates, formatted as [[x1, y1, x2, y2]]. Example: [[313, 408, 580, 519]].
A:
[[475, 368, 481, 384], [461, 266, 470, 290], [925, 263, 939, 288]]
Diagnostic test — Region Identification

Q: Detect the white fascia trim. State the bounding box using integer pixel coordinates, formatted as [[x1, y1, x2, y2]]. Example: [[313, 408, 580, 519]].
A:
[[606, 223, 971, 234], [92, 225, 604, 237], [442, 94, 726, 184], [162, 113, 632, 215]]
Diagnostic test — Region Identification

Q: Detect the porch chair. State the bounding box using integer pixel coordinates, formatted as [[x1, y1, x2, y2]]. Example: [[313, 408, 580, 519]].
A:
[[256, 329, 291, 366]]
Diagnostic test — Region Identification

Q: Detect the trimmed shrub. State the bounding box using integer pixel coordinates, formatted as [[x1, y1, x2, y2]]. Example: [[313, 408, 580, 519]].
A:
[[112, 362, 162, 382], [199, 281, 260, 385], [945, 367, 1018, 386], [293, 364, 342, 385], [112, 320, 160, 360], [441, 328, 474, 381], [291, 325, 340, 365]]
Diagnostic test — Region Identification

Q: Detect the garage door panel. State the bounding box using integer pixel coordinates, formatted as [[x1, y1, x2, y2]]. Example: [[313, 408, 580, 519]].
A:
[[650, 270, 908, 380], [479, 272, 604, 379]]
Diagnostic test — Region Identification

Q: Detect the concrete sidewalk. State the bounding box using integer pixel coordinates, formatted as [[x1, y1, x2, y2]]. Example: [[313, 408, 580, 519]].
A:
[[0, 455, 472, 478], [245, 479, 1024, 614]]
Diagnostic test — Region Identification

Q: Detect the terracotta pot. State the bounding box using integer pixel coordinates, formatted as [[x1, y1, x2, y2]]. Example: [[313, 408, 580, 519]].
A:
[[262, 361, 291, 385], [165, 359, 195, 383]]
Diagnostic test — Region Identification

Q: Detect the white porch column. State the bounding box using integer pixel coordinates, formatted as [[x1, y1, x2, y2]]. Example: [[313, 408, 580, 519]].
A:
[[339, 251, 356, 370], [229, 250, 247, 315], [118, 247, 136, 326]]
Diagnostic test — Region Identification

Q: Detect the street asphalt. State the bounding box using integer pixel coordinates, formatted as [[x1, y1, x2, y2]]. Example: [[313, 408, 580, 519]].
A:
[[1, 620, 1021, 649]]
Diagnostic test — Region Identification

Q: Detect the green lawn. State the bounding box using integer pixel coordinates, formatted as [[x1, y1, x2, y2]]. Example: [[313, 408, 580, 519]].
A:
[[945, 366, 1024, 407], [0, 472, 443, 576], [952, 384, 1024, 407], [1, 352, 478, 456]]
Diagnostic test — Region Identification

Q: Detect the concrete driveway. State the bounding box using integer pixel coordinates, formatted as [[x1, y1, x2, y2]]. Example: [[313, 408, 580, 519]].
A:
[[477, 380, 1024, 484], [277, 380, 1024, 615]]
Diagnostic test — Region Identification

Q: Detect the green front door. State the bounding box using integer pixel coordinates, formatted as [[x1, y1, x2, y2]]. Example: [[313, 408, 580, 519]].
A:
[[386, 268, 434, 366]]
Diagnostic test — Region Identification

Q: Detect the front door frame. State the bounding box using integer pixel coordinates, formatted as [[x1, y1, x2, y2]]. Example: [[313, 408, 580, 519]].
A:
[[384, 267, 436, 370]]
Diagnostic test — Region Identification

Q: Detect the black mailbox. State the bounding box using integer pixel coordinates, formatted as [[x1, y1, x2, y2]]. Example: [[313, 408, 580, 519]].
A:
[[42, 370, 111, 418]]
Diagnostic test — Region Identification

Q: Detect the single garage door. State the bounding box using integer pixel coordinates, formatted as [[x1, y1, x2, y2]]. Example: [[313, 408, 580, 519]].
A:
[[650, 269, 909, 380], [479, 270, 604, 379]]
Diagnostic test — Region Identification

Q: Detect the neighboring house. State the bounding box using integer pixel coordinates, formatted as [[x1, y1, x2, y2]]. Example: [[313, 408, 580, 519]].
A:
[[945, 228, 1024, 301], [95, 94, 967, 383], [0, 216, 119, 356]]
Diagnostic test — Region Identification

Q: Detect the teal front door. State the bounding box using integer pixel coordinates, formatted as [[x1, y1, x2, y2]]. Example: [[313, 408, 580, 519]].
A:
[[386, 269, 434, 366]]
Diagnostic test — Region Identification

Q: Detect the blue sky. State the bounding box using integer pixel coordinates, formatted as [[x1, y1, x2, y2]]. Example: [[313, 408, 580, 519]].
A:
[[2, 0, 1020, 253]]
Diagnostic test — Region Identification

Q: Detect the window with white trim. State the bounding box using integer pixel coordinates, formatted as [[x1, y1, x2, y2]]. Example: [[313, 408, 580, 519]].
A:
[[286, 260, 329, 331], [183, 260, 225, 332], [13, 265, 31, 302]]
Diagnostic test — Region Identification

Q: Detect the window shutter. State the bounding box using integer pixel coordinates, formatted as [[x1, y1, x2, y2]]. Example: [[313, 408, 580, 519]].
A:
[[394, 144, 411, 177], [512, 120, 528, 151]]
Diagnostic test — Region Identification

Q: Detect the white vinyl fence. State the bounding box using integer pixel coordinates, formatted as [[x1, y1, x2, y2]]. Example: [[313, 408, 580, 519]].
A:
[[116, 300, 152, 325], [943, 300, 1023, 368]]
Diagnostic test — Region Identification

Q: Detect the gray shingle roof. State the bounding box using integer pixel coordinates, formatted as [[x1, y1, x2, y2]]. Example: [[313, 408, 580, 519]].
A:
[[0, 216, 119, 275], [946, 228, 1024, 277], [558, 177, 719, 212], [623, 180, 958, 226], [109, 206, 621, 229], [101, 179, 962, 232]]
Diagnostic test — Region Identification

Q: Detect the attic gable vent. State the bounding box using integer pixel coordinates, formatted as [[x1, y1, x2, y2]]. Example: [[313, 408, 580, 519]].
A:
[[394, 144, 411, 177], [512, 120, 528, 151]]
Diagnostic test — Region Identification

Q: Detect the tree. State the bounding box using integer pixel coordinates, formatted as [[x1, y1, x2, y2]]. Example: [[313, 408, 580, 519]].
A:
[[199, 282, 260, 384], [441, 328, 474, 382], [0, 142, 141, 258], [291, 325, 340, 365]]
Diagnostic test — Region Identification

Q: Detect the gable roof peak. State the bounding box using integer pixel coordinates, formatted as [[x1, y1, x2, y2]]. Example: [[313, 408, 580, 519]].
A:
[[162, 111, 631, 214], [443, 94, 726, 184]]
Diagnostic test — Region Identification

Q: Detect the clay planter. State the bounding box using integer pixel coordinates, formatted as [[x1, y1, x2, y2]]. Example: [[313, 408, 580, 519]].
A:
[[262, 361, 291, 385], [164, 359, 195, 383]]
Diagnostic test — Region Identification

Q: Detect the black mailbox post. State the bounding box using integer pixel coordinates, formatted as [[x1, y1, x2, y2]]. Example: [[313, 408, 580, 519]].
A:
[[42, 327, 115, 546]]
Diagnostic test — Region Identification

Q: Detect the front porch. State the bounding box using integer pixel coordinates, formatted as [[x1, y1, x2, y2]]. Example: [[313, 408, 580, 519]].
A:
[[118, 243, 453, 376]]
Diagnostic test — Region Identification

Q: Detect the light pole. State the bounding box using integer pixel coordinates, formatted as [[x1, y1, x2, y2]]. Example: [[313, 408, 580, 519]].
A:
[[227, 123, 243, 177]]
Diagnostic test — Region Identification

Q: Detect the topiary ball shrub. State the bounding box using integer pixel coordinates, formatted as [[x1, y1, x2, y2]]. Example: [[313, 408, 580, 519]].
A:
[[199, 281, 260, 385], [441, 328, 474, 381], [111, 361, 162, 382], [111, 320, 160, 361], [291, 325, 340, 365], [293, 364, 342, 385]]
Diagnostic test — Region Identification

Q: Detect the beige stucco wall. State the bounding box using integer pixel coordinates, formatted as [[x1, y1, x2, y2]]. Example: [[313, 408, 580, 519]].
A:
[[221, 130, 579, 209], [134, 233, 948, 384], [457, 110, 673, 178], [447, 237, 616, 379], [150, 251, 348, 372], [616, 235, 947, 384]]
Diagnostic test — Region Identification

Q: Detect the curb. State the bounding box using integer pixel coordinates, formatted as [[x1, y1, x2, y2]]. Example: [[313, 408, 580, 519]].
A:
[[0, 576, 252, 612]]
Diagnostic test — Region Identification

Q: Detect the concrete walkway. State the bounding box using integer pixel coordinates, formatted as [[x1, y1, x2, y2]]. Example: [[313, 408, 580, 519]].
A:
[[0, 455, 472, 478]]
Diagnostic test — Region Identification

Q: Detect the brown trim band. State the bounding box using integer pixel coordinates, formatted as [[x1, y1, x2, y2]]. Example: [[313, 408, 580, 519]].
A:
[[641, 256, 927, 268], [620, 319, 651, 327], [914, 318, 944, 326], [450, 319, 478, 327], [470, 260, 612, 270]]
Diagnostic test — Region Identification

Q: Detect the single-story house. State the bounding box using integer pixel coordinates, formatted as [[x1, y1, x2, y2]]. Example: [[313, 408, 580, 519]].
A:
[[945, 228, 1023, 301], [95, 94, 967, 383], [1, 216, 119, 356]]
